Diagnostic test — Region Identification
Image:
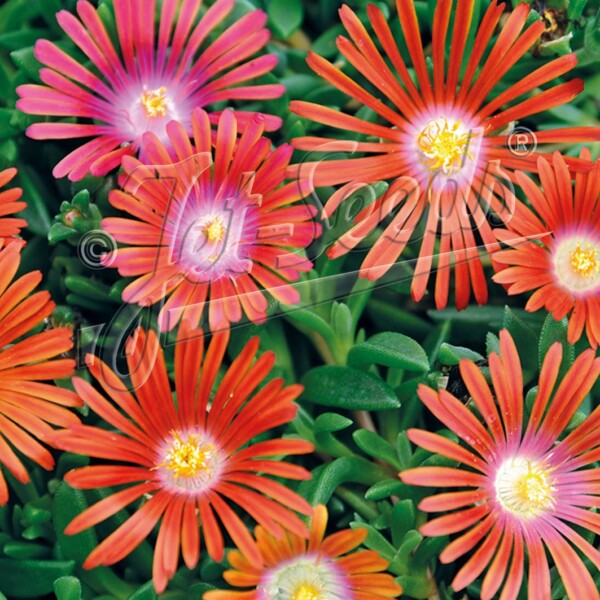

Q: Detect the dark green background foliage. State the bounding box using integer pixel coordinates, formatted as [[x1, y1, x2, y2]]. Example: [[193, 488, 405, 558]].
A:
[[0, 0, 599, 598]]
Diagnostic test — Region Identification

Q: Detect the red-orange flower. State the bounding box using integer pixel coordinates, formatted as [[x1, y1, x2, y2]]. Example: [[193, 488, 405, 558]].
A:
[[401, 330, 600, 599], [205, 504, 402, 600], [51, 324, 314, 593], [102, 107, 320, 334], [493, 150, 600, 347], [0, 168, 27, 247], [0, 242, 80, 505], [290, 0, 600, 309]]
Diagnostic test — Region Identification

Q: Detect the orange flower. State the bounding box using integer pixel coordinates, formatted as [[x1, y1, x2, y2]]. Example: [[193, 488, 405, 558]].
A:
[[205, 504, 402, 600], [0, 242, 80, 505], [493, 150, 600, 346], [290, 0, 600, 309], [51, 324, 314, 593], [0, 168, 27, 247]]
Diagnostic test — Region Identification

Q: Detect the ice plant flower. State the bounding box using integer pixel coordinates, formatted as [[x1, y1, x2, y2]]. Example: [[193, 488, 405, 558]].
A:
[[102, 107, 320, 333], [0, 242, 81, 505], [51, 325, 314, 593], [204, 504, 402, 600], [493, 150, 600, 347], [289, 0, 600, 309], [16, 0, 285, 181], [400, 330, 600, 600], [0, 168, 27, 247]]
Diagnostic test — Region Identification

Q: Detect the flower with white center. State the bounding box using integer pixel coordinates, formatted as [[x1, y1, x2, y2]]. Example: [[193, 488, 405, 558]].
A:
[[52, 325, 314, 594], [205, 504, 402, 600], [401, 329, 600, 600], [494, 150, 600, 346], [102, 108, 320, 334], [16, 0, 285, 180]]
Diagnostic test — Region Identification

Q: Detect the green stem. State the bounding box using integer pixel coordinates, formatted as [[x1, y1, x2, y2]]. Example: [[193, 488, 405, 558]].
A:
[[83, 568, 135, 600], [379, 410, 402, 446], [311, 332, 337, 365], [335, 487, 379, 520], [347, 277, 376, 330]]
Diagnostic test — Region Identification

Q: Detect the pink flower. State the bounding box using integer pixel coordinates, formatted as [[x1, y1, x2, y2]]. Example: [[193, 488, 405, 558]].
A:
[[401, 330, 600, 600], [102, 108, 320, 333], [16, 0, 285, 181], [493, 150, 600, 347]]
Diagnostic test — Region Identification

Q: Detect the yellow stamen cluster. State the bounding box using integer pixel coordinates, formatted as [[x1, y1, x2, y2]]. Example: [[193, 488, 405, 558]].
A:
[[496, 457, 554, 518], [543, 9, 559, 33], [141, 86, 168, 118], [292, 584, 322, 600], [160, 431, 217, 479], [417, 117, 472, 175], [570, 243, 599, 278], [204, 216, 226, 243]]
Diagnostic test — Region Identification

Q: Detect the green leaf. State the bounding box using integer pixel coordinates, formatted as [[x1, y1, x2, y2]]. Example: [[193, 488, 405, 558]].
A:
[[583, 10, 600, 61], [486, 331, 500, 356], [281, 305, 335, 344], [538, 314, 575, 379], [353, 429, 402, 469], [48, 223, 78, 244], [299, 456, 391, 505], [312, 24, 346, 58], [268, 0, 304, 39], [391, 500, 416, 547], [0, 109, 20, 138], [538, 32, 573, 56], [2, 541, 50, 559], [313, 412, 353, 434], [22, 504, 51, 525], [351, 522, 396, 561], [568, 0, 588, 20], [53, 483, 134, 598], [53, 484, 98, 563], [395, 529, 423, 569], [302, 365, 401, 410], [365, 479, 405, 501], [0, 29, 48, 52], [412, 536, 447, 567], [502, 306, 539, 374], [428, 305, 508, 324], [64, 275, 111, 301], [54, 576, 82, 600], [347, 332, 429, 372], [438, 343, 484, 366], [397, 574, 434, 599], [0, 559, 74, 597], [16, 164, 53, 236], [128, 581, 157, 600], [330, 301, 353, 340], [10, 46, 42, 82]]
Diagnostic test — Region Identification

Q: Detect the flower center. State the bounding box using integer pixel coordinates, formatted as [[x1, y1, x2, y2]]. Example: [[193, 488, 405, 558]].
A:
[[292, 584, 321, 600], [259, 556, 349, 600], [495, 457, 554, 518], [553, 235, 600, 294], [417, 117, 473, 175], [570, 243, 599, 278], [157, 431, 221, 492], [204, 216, 226, 243], [141, 86, 169, 118]]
